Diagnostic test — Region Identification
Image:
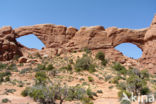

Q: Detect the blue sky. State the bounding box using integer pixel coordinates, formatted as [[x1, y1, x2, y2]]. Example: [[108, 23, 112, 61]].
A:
[[0, 0, 156, 59]]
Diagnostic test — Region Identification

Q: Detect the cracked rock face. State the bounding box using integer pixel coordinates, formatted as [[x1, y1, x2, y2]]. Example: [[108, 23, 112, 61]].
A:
[[0, 15, 156, 73], [0, 26, 22, 61]]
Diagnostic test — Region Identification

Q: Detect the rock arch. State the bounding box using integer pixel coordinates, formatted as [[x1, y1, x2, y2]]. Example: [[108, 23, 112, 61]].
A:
[[0, 15, 156, 73]]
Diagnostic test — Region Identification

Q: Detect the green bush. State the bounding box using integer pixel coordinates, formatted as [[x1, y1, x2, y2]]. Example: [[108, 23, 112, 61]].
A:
[[74, 54, 96, 72], [120, 100, 131, 104], [97, 90, 103, 93], [37, 63, 55, 71], [7, 63, 18, 71], [21, 87, 30, 97], [0, 71, 11, 83], [81, 97, 94, 104], [3, 71, 11, 76], [88, 76, 94, 82], [118, 90, 131, 100], [0, 63, 7, 70], [112, 62, 127, 75], [86, 88, 96, 99], [101, 59, 107, 66], [45, 64, 54, 71], [69, 59, 74, 64], [83, 47, 91, 54], [116, 82, 127, 91], [88, 64, 96, 73], [96, 51, 105, 61], [1, 98, 10, 103], [5, 76, 10, 82], [96, 51, 108, 66], [66, 64, 72, 71], [22, 83, 95, 104], [126, 68, 150, 96], [37, 64, 46, 70], [111, 76, 120, 84], [0, 77, 4, 83], [140, 69, 150, 80], [20, 68, 32, 74], [35, 71, 48, 85], [5, 89, 16, 94], [140, 87, 150, 95], [104, 75, 112, 82]]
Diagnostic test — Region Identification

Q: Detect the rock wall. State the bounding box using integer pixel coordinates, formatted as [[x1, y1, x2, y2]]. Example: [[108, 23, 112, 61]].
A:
[[0, 15, 156, 73], [0, 26, 22, 60]]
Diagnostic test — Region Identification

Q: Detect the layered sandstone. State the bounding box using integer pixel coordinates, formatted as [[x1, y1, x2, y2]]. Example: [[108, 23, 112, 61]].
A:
[[0, 15, 156, 73]]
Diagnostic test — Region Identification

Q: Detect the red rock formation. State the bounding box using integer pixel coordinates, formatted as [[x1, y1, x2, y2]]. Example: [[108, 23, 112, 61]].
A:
[[0, 26, 22, 60], [139, 15, 156, 73], [0, 15, 156, 73]]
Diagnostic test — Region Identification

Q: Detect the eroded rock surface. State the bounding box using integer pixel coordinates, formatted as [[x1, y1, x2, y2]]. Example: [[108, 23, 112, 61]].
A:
[[0, 15, 156, 73], [0, 26, 22, 61]]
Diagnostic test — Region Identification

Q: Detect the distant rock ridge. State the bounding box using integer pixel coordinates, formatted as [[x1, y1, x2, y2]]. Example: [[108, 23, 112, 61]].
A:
[[0, 15, 156, 73]]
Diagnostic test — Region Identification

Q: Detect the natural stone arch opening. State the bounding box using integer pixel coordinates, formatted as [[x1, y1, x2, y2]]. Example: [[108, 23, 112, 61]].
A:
[[16, 34, 45, 50], [115, 43, 143, 59]]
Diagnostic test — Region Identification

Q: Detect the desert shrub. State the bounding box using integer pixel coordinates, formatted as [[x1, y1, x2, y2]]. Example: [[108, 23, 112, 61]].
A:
[[120, 100, 131, 104], [127, 75, 147, 95], [1, 98, 10, 103], [22, 83, 95, 104], [109, 85, 114, 89], [104, 75, 112, 82], [0, 77, 4, 83], [69, 59, 74, 64], [45, 64, 54, 71], [35, 71, 48, 85], [86, 88, 97, 99], [97, 90, 103, 93], [127, 68, 149, 80], [0, 63, 7, 70], [49, 69, 57, 77], [96, 51, 105, 61], [140, 69, 150, 80], [37, 63, 55, 72], [5, 76, 10, 81], [7, 63, 18, 71], [88, 76, 94, 82], [116, 82, 127, 91], [61, 64, 73, 72], [88, 64, 96, 73], [20, 68, 32, 74], [111, 76, 121, 84], [5, 89, 16, 94], [101, 59, 108, 66], [112, 62, 127, 75], [3, 71, 11, 76], [126, 68, 151, 95], [140, 87, 150, 95], [96, 51, 108, 66], [21, 87, 30, 97], [37, 64, 46, 70], [113, 67, 151, 101], [66, 64, 72, 71], [74, 54, 96, 73], [0, 71, 11, 83], [118, 90, 131, 100], [83, 47, 91, 54], [81, 97, 93, 104]]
